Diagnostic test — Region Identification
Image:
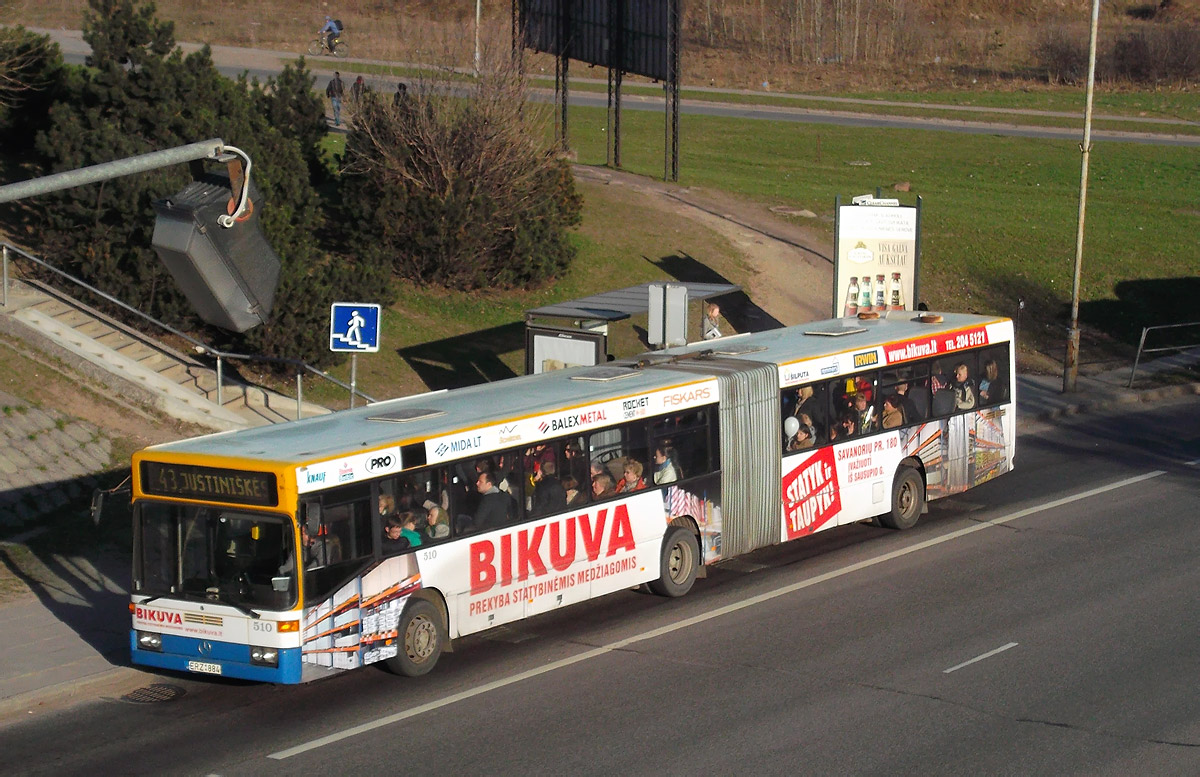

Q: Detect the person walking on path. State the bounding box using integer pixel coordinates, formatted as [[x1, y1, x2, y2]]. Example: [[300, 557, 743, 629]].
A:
[[326, 71, 345, 126], [351, 75, 365, 102]]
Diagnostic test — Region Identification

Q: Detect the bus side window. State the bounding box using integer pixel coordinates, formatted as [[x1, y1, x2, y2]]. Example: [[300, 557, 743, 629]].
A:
[[930, 359, 957, 417], [527, 440, 568, 518], [829, 377, 858, 441], [451, 450, 525, 534], [413, 466, 452, 545], [948, 352, 978, 412], [660, 410, 714, 480], [977, 345, 1009, 406], [563, 436, 589, 500]]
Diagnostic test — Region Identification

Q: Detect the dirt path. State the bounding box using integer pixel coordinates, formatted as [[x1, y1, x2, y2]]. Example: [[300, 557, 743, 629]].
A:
[[574, 165, 835, 330]]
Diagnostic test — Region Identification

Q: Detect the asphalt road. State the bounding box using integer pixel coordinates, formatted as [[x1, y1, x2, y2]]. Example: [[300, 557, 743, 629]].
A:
[[51, 44, 1200, 149], [2, 397, 1198, 775]]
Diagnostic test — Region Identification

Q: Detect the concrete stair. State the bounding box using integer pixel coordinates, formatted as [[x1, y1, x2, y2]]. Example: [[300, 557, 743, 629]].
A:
[[1, 277, 330, 430]]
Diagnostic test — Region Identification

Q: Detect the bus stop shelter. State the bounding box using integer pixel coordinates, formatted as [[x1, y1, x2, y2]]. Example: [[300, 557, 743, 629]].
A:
[[523, 282, 740, 374]]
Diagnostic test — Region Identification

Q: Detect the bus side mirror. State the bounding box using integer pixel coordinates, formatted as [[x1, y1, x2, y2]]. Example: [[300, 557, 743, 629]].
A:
[[90, 490, 105, 526]]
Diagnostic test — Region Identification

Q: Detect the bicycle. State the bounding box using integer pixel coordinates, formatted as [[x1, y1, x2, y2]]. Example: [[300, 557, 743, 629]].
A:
[[308, 34, 349, 58]]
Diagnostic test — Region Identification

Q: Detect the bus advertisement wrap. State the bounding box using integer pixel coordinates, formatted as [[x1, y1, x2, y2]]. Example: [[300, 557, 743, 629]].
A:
[[297, 491, 668, 655], [129, 312, 1016, 683]]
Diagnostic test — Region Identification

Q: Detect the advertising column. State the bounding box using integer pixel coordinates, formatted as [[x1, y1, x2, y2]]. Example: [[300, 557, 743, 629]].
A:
[[832, 196, 921, 318]]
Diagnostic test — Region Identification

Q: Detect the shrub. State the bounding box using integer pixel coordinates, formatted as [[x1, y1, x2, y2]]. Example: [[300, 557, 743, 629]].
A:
[[1108, 25, 1200, 82], [1032, 25, 1089, 84], [339, 62, 581, 291]]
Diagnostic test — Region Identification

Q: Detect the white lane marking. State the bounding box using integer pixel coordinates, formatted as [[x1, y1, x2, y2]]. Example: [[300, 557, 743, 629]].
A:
[[943, 642, 1019, 674], [1186, 458, 1200, 467], [269, 469, 1166, 760]]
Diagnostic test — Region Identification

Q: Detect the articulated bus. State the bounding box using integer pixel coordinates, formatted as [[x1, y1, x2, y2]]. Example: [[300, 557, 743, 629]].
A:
[[130, 312, 1015, 682]]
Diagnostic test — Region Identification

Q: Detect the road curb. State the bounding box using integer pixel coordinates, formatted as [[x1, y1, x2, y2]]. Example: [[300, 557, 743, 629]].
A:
[[1028, 380, 1200, 424], [0, 666, 149, 722]]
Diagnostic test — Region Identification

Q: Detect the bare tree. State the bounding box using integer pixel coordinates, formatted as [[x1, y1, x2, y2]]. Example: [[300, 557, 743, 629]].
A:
[[341, 52, 581, 290]]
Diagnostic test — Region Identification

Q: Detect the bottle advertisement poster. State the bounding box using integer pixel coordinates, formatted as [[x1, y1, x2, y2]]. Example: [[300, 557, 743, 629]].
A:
[[832, 198, 921, 319]]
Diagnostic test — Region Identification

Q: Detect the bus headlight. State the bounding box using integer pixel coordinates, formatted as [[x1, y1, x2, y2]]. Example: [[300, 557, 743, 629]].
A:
[[137, 631, 163, 652], [250, 646, 279, 667]]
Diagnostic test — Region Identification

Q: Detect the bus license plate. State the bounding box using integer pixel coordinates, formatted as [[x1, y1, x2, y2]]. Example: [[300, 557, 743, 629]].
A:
[[187, 660, 222, 675]]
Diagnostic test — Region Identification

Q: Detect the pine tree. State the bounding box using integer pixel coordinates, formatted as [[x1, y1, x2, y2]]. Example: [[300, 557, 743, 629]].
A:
[[0, 27, 65, 151], [28, 0, 387, 368]]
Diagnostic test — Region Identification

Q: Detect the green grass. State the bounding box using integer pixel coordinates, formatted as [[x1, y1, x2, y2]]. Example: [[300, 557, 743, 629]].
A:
[[307, 59, 1200, 135], [297, 173, 748, 405], [303, 97, 1197, 399], [562, 106, 1198, 350]]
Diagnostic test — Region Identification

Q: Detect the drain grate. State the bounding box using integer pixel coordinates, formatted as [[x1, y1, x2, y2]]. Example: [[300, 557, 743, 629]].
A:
[[121, 683, 186, 704]]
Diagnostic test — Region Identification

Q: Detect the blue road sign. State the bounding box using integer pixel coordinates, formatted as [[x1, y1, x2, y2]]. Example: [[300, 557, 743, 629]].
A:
[[329, 303, 381, 353]]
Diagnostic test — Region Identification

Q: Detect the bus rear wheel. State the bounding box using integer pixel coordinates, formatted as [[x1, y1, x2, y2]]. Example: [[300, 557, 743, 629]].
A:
[[385, 599, 444, 677], [882, 466, 924, 530], [649, 526, 699, 598]]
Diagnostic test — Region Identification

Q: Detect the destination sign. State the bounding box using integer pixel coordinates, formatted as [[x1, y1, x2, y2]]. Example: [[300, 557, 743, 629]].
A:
[[141, 461, 278, 507]]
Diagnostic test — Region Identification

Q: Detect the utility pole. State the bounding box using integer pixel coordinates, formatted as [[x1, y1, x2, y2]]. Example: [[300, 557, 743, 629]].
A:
[[475, 0, 482, 76], [1064, 0, 1100, 393]]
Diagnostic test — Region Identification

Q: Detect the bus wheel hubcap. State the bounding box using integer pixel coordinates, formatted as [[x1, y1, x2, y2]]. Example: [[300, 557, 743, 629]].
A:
[[669, 543, 689, 582], [407, 616, 436, 661]]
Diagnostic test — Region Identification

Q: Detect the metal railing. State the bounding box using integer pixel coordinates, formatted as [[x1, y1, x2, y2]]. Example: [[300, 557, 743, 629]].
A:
[[2, 242, 376, 418], [1128, 321, 1200, 388]]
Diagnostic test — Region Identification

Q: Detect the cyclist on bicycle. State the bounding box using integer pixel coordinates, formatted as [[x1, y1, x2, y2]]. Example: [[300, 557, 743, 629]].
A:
[[320, 16, 342, 51]]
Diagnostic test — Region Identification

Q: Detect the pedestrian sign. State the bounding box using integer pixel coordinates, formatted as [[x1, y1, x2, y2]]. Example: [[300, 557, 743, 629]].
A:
[[329, 303, 381, 353]]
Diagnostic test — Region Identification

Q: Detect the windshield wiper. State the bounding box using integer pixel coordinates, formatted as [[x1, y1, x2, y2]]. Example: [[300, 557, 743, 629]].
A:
[[203, 587, 261, 619]]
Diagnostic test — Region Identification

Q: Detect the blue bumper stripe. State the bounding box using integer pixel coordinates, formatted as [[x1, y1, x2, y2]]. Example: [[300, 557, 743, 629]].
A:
[[130, 631, 303, 683]]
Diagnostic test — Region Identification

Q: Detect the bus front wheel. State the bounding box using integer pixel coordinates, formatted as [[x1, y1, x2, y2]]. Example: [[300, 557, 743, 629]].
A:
[[385, 599, 444, 677], [882, 466, 924, 530], [649, 526, 699, 598]]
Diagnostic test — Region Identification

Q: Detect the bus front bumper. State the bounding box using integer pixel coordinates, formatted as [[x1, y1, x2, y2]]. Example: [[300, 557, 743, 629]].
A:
[[130, 631, 303, 684]]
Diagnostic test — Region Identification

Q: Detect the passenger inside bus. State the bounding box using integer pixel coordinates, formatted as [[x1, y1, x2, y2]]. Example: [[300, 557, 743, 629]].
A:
[[422, 502, 450, 540], [894, 381, 927, 422], [785, 414, 816, 451], [979, 358, 1007, 404], [562, 475, 586, 507], [592, 472, 617, 499], [470, 470, 512, 532], [616, 460, 645, 493], [835, 412, 857, 440], [279, 521, 328, 574], [931, 362, 957, 416], [952, 362, 977, 410], [530, 459, 568, 516], [853, 392, 877, 433], [563, 440, 588, 487], [882, 394, 905, 428], [652, 446, 680, 484], [382, 514, 421, 554]]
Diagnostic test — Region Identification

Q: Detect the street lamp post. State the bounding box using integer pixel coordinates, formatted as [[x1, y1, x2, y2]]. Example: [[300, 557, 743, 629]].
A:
[[475, 0, 482, 76], [1064, 0, 1101, 393]]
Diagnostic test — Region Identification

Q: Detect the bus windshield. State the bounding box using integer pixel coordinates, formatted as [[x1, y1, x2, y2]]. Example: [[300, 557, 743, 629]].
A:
[[135, 501, 295, 611]]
